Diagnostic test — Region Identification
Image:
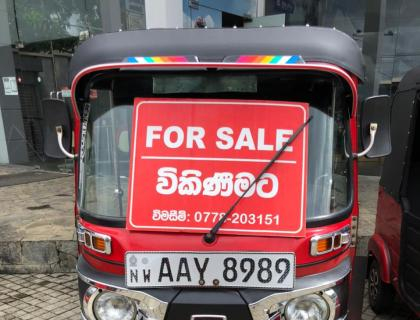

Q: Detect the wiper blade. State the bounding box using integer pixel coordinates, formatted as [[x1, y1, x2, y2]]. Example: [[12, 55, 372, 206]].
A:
[[203, 116, 313, 244]]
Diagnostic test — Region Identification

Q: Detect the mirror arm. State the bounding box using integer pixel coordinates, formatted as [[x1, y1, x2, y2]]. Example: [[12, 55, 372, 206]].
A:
[[56, 126, 77, 159], [354, 123, 378, 158]]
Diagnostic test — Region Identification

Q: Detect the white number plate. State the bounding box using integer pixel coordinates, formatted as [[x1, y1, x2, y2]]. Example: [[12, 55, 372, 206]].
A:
[[125, 252, 295, 289]]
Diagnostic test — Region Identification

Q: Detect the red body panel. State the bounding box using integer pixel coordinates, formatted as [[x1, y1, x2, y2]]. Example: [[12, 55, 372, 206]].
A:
[[71, 62, 360, 284], [369, 187, 402, 285], [79, 217, 352, 276], [370, 185, 420, 317], [368, 234, 392, 283]]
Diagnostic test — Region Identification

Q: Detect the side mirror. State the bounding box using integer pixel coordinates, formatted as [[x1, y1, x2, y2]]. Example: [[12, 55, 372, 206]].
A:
[[359, 95, 392, 158], [42, 98, 74, 158]]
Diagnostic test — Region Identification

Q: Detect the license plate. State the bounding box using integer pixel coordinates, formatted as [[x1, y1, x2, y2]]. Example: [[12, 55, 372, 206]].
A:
[[125, 252, 295, 289]]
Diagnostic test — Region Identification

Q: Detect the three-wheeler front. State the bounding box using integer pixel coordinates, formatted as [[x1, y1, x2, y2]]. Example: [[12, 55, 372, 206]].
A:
[[368, 66, 420, 317], [42, 27, 391, 320]]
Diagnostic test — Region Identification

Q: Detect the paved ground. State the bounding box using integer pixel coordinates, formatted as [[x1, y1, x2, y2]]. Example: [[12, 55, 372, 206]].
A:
[[0, 171, 74, 242], [0, 273, 79, 320], [361, 284, 415, 320], [0, 166, 76, 273], [358, 175, 380, 238]]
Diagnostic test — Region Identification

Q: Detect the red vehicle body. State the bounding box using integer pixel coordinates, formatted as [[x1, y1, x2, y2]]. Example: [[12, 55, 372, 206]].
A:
[[41, 27, 390, 320], [368, 66, 420, 317]]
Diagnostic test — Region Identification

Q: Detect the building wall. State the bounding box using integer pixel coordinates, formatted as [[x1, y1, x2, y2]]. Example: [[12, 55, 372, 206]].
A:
[[0, 0, 419, 168], [0, 0, 28, 164], [0, 0, 10, 163], [145, 0, 183, 29]]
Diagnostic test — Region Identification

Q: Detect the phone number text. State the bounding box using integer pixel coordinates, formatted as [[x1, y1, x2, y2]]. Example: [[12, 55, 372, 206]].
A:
[[152, 209, 281, 225]]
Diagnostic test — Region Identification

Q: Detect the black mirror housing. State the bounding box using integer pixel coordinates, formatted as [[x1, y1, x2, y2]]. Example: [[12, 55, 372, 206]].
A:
[[42, 99, 72, 158], [360, 95, 392, 158]]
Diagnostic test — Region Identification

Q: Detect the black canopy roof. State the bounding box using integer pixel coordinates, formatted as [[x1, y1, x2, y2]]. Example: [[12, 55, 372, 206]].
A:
[[69, 26, 364, 82], [380, 67, 420, 199], [396, 66, 420, 92]]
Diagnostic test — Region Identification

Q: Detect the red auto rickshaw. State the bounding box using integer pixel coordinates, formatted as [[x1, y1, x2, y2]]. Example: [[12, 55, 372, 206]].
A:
[[42, 27, 392, 320], [368, 66, 420, 317]]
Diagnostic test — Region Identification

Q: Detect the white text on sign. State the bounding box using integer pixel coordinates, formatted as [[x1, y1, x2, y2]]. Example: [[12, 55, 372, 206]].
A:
[[156, 167, 278, 198], [146, 126, 294, 152]]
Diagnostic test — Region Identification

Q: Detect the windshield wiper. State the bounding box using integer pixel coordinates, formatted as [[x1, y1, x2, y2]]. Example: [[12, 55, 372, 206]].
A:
[[203, 116, 313, 244]]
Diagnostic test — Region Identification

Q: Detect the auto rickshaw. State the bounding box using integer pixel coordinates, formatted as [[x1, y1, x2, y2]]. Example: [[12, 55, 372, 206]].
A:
[[42, 27, 392, 320], [368, 66, 420, 317]]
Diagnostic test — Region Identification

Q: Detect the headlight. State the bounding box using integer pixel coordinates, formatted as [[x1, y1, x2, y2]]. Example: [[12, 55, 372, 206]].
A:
[[93, 292, 136, 320], [284, 294, 329, 320]]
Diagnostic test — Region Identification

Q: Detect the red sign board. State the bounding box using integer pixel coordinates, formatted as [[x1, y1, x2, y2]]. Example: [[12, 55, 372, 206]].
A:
[[127, 98, 309, 237]]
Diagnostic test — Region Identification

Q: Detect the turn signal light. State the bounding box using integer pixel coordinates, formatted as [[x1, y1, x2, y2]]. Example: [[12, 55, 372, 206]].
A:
[[310, 226, 350, 256], [92, 237, 107, 252], [317, 238, 333, 254], [77, 223, 112, 255]]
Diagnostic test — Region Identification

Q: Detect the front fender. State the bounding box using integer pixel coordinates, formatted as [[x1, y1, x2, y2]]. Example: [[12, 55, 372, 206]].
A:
[[368, 234, 391, 283]]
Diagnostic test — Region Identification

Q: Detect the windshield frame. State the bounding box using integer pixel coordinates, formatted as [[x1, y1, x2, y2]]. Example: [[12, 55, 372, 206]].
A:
[[307, 121, 354, 228], [73, 64, 358, 229]]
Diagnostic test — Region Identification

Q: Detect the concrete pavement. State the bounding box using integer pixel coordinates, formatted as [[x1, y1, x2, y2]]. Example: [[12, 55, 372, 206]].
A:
[[0, 166, 76, 273], [0, 273, 79, 320], [358, 175, 381, 238]]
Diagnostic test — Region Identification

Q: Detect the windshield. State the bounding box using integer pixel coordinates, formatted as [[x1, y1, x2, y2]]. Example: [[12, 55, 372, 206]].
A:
[[78, 71, 351, 224]]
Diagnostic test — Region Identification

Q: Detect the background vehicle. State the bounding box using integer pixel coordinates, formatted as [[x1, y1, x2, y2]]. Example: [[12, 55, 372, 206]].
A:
[[42, 27, 391, 320], [368, 66, 420, 317]]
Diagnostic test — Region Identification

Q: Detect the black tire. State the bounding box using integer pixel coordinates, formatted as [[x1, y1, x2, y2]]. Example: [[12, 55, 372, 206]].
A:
[[368, 259, 395, 314]]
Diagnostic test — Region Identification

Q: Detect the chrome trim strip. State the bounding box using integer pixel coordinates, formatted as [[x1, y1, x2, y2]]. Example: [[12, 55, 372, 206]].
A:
[[82, 286, 100, 320], [248, 257, 351, 320], [88, 230, 112, 255], [323, 289, 338, 320], [77, 222, 112, 255], [310, 226, 351, 256], [191, 315, 227, 320]]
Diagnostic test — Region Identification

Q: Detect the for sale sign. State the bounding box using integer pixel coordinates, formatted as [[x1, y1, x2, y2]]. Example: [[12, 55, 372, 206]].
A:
[[126, 98, 309, 237]]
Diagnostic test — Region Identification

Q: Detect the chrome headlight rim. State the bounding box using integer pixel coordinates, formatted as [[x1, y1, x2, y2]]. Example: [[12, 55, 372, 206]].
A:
[[79, 268, 168, 320], [321, 289, 339, 320], [284, 293, 330, 320], [283, 289, 338, 320], [247, 257, 350, 320], [84, 289, 138, 320], [93, 291, 137, 320], [251, 288, 338, 320], [83, 286, 100, 320]]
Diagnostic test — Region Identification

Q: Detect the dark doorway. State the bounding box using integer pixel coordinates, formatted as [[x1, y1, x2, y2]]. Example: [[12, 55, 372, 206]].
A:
[[222, 12, 245, 28], [14, 58, 45, 162]]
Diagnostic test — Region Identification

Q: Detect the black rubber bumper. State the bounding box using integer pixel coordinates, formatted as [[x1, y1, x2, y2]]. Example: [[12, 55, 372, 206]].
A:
[[166, 289, 252, 320]]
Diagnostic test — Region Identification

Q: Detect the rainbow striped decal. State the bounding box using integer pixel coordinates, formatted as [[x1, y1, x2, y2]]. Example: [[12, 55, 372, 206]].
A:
[[225, 55, 305, 64], [125, 56, 198, 63]]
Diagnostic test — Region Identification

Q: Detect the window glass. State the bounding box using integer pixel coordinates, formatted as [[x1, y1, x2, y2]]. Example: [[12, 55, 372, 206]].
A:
[[79, 71, 352, 222], [80, 90, 131, 217]]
